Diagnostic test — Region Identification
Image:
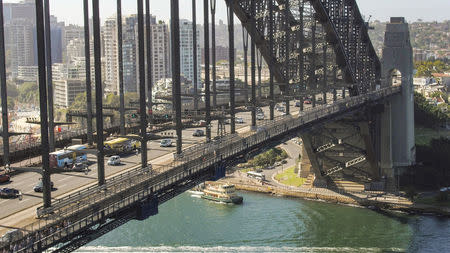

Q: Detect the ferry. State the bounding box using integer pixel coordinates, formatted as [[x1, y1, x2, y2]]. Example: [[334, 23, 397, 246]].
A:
[[201, 183, 243, 204]]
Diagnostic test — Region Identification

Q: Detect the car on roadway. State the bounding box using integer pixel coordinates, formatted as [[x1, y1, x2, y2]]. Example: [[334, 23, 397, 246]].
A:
[[0, 188, 22, 199], [236, 117, 244, 124], [33, 179, 54, 192], [160, 139, 173, 147], [193, 129, 205, 137], [0, 174, 10, 184], [256, 113, 265, 120], [197, 120, 207, 127], [107, 155, 121, 166], [72, 162, 88, 172]]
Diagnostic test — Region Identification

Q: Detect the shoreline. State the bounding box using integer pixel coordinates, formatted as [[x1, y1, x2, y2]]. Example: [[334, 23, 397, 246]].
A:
[[218, 176, 450, 218]]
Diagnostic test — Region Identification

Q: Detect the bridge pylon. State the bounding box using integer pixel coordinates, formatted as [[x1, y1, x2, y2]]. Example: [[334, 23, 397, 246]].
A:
[[380, 17, 416, 189]]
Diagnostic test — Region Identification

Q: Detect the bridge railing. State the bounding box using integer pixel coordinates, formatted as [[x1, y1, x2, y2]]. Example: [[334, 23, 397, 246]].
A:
[[2, 86, 401, 252]]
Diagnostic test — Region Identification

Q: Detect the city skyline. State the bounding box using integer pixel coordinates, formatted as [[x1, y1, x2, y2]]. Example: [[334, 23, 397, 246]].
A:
[[4, 0, 450, 26]]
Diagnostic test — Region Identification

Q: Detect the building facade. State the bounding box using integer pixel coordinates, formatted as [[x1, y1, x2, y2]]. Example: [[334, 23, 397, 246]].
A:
[[54, 79, 86, 108], [150, 21, 171, 84], [179, 19, 201, 85]]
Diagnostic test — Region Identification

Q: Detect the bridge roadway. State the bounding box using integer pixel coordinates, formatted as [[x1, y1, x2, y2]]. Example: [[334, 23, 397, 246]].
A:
[[0, 101, 298, 228], [0, 86, 399, 252]]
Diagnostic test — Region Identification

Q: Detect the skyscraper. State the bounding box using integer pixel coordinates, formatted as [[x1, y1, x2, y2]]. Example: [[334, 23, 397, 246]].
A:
[[179, 19, 201, 85], [150, 20, 170, 84]]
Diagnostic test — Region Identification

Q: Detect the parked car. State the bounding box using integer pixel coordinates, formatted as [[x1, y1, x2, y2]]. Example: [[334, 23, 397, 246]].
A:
[[107, 155, 121, 166], [236, 117, 244, 124], [256, 113, 265, 120], [0, 188, 22, 199], [33, 179, 54, 192], [193, 129, 205, 137], [256, 107, 263, 113], [303, 99, 311, 104], [0, 174, 10, 184], [295, 101, 301, 107], [160, 139, 173, 147], [224, 119, 231, 124]]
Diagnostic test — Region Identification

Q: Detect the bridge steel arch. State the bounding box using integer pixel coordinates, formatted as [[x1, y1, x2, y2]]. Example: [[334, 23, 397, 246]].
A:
[[232, 0, 380, 96]]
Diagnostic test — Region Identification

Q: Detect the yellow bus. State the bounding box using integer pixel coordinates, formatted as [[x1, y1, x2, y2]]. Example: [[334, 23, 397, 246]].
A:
[[104, 136, 140, 155]]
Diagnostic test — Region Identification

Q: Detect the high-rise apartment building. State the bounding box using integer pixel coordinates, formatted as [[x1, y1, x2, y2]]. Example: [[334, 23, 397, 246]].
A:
[[179, 19, 201, 85], [103, 15, 140, 94], [122, 15, 138, 93], [102, 17, 119, 93], [6, 18, 35, 78], [150, 21, 170, 84]]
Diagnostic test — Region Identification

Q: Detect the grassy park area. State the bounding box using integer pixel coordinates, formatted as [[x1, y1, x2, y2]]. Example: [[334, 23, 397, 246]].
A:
[[275, 167, 307, 187]]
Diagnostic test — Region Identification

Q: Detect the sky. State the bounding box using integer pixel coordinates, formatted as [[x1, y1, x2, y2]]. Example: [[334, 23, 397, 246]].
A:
[[5, 0, 450, 25]]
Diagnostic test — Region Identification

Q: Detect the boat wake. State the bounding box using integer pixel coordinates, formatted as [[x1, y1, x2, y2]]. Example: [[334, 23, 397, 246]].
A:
[[76, 246, 405, 252]]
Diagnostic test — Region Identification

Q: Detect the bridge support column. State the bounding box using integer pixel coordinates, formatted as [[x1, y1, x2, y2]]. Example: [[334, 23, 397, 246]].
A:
[[0, 0, 9, 167], [171, 0, 183, 154], [204, 0, 211, 142], [211, 0, 217, 108], [192, 0, 199, 110], [83, 0, 94, 146], [250, 4, 256, 128], [380, 101, 394, 189], [381, 17, 415, 175], [117, 0, 126, 136], [44, 0, 55, 152], [301, 133, 326, 187], [227, 0, 236, 133], [146, 0, 153, 127], [93, 0, 105, 185], [35, 0, 52, 207], [359, 122, 379, 180]]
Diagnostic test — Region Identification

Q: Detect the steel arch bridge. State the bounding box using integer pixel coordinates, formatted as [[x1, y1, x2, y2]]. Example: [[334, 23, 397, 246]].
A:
[[233, 0, 379, 95], [0, 0, 414, 252]]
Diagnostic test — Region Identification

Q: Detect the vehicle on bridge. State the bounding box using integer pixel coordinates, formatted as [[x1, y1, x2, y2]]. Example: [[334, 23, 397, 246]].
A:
[[0, 188, 22, 199], [193, 129, 205, 137], [0, 174, 10, 183], [236, 117, 244, 124], [33, 179, 54, 192], [107, 156, 121, 166], [256, 113, 265, 120], [160, 139, 173, 147], [104, 137, 140, 156], [49, 144, 87, 169]]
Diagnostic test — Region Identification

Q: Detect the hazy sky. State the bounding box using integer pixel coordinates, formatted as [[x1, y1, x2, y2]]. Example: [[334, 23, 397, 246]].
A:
[[5, 0, 450, 25]]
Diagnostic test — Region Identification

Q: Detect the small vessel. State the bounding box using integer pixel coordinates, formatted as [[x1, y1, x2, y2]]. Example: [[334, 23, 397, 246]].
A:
[[201, 183, 243, 204]]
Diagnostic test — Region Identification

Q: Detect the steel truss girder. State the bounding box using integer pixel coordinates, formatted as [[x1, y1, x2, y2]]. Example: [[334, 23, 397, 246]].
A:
[[233, 0, 380, 96]]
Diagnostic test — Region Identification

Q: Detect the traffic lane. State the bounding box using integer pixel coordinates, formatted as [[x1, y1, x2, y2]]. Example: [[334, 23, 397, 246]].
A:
[[0, 103, 297, 217], [0, 147, 174, 219]]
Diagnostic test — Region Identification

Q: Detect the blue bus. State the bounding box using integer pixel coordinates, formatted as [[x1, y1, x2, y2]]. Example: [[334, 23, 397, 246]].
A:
[[49, 145, 87, 169]]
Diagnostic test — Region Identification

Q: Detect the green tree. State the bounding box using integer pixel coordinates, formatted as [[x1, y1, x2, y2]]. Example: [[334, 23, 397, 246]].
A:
[[415, 60, 450, 78], [18, 82, 39, 104]]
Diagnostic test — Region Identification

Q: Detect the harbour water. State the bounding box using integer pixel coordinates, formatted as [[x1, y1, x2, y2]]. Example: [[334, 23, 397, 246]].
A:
[[79, 191, 450, 252]]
